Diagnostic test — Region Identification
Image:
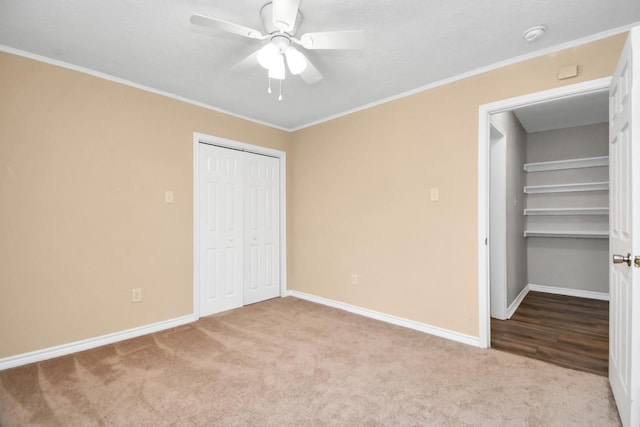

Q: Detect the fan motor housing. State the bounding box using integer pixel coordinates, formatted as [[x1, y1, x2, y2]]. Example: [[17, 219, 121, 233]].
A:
[[271, 35, 291, 52], [260, 2, 303, 35]]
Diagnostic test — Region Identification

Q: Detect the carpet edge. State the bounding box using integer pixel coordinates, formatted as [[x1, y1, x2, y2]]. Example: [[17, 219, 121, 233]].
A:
[[286, 290, 480, 347]]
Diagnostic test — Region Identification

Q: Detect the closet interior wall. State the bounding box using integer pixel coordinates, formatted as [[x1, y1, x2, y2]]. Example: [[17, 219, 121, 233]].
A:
[[490, 112, 528, 318], [524, 122, 609, 295], [490, 114, 610, 319]]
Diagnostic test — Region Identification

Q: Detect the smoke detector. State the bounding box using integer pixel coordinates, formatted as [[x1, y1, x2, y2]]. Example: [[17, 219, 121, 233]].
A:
[[523, 25, 547, 43]]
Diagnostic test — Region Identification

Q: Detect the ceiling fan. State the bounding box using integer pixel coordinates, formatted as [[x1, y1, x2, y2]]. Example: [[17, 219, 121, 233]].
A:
[[190, 0, 364, 90]]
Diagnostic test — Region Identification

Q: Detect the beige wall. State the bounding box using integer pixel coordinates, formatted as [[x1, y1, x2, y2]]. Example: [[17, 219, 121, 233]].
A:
[[0, 33, 627, 360], [0, 52, 291, 358], [288, 34, 626, 337]]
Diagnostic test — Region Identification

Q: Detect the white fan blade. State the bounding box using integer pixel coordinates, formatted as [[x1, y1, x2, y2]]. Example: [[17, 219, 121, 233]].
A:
[[272, 0, 300, 32], [298, 30, 365, 50], [231, 49, 260, 72], [190, 14, 265, 39], [299, 57, 323, 85]]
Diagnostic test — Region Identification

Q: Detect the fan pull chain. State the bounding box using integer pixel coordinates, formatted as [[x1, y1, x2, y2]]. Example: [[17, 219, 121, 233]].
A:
[[278, 79, 283, 101], [267, 76, 272, 94]]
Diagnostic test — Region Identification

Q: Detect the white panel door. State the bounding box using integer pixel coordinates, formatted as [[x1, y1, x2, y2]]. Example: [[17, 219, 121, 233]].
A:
[[609, 27, 640, 427], [243, 152, 280, 305], [199, 144, 244, 316]]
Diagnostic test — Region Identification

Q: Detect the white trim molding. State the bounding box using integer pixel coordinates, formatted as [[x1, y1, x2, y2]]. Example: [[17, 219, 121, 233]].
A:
[[506, 286, 530, 319], [292, 26, 633, 131], [528, 283, 609, 301], [287, 290, 480, 347], [2, 20, 634, 133], [494, 283, 608, 323], [0, 314, 196, 371], [0, 45, 289, 132]]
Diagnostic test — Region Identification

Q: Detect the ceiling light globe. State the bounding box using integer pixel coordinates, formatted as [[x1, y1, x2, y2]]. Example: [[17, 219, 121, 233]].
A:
[[268, 53, 286, 80], [257, 43, 279, 69], [285, 46, 307, 75]]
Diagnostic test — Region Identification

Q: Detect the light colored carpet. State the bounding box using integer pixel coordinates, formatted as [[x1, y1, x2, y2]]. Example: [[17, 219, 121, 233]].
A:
[[0, 297, 621, 426]]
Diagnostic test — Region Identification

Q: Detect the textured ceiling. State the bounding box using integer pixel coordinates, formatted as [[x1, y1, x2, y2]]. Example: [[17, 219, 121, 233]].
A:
[[1, 1, 639, 130], [514, 90, 609, 133]]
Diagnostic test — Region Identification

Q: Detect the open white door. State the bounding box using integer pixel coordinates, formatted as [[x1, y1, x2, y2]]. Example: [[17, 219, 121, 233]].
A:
[[609, 26, 640, 427]]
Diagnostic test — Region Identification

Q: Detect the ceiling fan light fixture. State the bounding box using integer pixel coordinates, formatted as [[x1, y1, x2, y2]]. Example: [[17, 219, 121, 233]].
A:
[[257, 42, 279, 69], [268, 53, 286, 80], [285, 46, 307, 75], [191, 0, 365, 92]]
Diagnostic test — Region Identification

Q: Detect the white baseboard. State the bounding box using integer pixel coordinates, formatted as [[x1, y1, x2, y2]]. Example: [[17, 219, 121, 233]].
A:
[[495, 284, 608, 322], [0, 314, 197, 371], [528, 284, 609, 301], [287, 290, 480, 347], [506, 286, 530, 319]]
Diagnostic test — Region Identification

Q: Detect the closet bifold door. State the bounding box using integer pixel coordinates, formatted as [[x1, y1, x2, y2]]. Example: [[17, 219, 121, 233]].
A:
[[199, 144, 245, 316], [243, 152, 280, 305], [199, 143, 281, 317]]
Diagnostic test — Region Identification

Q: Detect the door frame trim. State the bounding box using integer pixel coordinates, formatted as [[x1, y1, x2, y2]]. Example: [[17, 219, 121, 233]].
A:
[[476, 77, 611, 348], [192, 132, 287, 319]]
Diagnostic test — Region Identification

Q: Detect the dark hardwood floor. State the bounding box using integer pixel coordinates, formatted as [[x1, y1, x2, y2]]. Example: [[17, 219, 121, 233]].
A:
[[491, 291, 609, 376]]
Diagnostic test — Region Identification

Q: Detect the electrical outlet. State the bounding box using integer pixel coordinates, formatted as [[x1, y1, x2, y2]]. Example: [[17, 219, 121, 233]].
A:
[[131, 288, 142, 303], [430, 188, 439, 201], [164, 190, 174, 203], [351, 274, 358, 286]]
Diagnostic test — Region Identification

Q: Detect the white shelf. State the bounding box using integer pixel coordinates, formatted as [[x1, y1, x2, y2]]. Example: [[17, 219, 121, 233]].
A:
[[524, 207, 609, 216], [524, 182, 609, 194], [524, 230, 609, 239], [524, 156, 608, 172]]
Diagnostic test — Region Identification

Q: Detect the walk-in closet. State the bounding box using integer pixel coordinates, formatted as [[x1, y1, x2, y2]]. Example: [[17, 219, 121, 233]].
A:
[[488, 91, 610, 374]]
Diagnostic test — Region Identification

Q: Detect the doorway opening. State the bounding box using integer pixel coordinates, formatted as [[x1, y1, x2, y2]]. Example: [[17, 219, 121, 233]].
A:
[[477, 77, 611, 358]]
